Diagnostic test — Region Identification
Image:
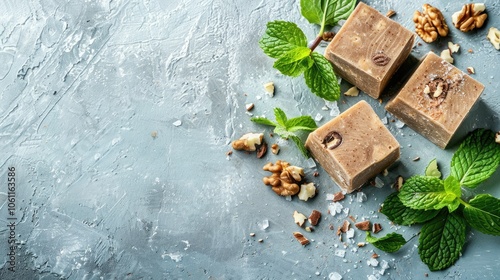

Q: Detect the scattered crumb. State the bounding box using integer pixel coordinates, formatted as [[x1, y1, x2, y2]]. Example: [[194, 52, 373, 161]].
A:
[[372, 223, 382, 233], [344, 86, 359, 97], [496, 132, 500, 144], [468, 48, 473, 53], [293, 232, 310, 246], [448, 42, 460, 53], [151, 131, 158, 138], [313, 171, 319, 177], [250, 232, 256, 237], [440, 49, 453, 64], [258, 239, 264, 243], [263, 82, 275, 96], [467, 67, 475, 74], [413, 156, 420, 161], [386, 9, 396, 18], [173, 120, 182, 127], [357, 242, 366, 247], [355, 220, 371, 231], [332, 191, 345, 202], [372, 253, 379, 259], [246, 103, 254, 111], [226, 150, 233, 156]]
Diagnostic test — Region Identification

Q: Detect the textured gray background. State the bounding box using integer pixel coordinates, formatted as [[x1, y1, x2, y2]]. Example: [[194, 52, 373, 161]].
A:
[[0, 0, 499, 279]]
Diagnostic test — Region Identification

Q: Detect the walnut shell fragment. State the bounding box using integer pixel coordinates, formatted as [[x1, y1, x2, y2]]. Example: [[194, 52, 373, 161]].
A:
[[355, 220, 371, 231], [262, 160, 304, 196], [452, 3, 487, 32], [413, 4, 449, 43], [293, 232, 310, 246]]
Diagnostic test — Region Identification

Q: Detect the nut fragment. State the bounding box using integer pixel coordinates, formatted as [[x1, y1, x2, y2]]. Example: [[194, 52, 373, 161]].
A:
[[440, 49, 454, 64], [495, 131, 500, 144], [487, 27, 500, 50], [322, 131, 342, 150], [344, 86, 359, 97], [372, 223, 382, 234], [425, 78, 449, 103], [332, 191, 345, 202], [263, 82, 275, 96], [448, 42, 460, 53], [322, 31, 336, 41], [263, 160, 304, 196], [372, 51, 391, 66], [392, 176, 404, 191], [271, 143, 280, 155], [355, 220, 371, 231], [298, 182, 316, 201], [452, 3, 487, 32], [232, 133, 264, 151], [293, 211, 307, 227], [305, 226, 314, 232], [340, 220, 350, 233], [245, 103, 254, 111], [308, 210, 322, 226], [386, 9, 396, 18], [413, 4, 449, 43], [467, 67, 475, 74], [293, 232, 310, 246], [256, 142, 267, 159]]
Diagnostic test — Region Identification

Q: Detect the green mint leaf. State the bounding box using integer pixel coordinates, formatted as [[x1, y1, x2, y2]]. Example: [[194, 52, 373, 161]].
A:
[[300, 0, 356, 27], [273, 107, 288, 128], [273, 47, 313, 77], [381, 192, 439, 226], [366, 232, 406, 253], [418, 210, 466, 271], [250, 116, 277, 127], [304, 52, 340, 101], [447, 199, 461, 213], [463, 194, 500, 236], [425, 158, 442, 178], [286, 116, 318, 132], [444, 176, 461, 198], [450, 128, 500, 188], [259, 21, 308, 59], [289, 134, 310, 158], [399, 176, 457, 211]]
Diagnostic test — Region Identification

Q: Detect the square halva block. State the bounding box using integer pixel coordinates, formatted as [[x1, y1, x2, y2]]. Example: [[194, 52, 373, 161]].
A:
[[325, 2, 415, 99], [305, 100, 400, 193], [385, 52, 484, 149]]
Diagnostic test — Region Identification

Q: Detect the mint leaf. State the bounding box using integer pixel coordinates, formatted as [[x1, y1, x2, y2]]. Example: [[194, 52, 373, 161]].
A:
[[444, 176, 461, 212], [286, 116, 318, 132], [450, 129, 500, 188], [304, 52, 340, 101], [463, 194, 500, 236], [300, 0, 356, 27], [259, 21, 308, 59], [418, 210, 466, 271], [273, 47, 314, 77], [274, 108, 288, 128], [250, 116, 277, 127], [366, 232, 406, 253], [399, 176, 457, 211], [425, 158, 442, 178], [381, 192, 439, 226]]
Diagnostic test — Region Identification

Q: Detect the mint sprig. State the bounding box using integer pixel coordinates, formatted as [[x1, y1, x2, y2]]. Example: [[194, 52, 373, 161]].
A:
[[259, 0, 355, 101], [251, 108, 317, 157], [379, 129, 500, 271]]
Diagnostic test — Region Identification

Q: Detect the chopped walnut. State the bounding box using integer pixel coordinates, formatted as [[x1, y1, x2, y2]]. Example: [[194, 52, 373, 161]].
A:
[[298, 182, 316, 201], [372, 223, 383, 233], [386, 9, 396, 18], [292, 232, 310, 246], [308, 210, 322, 226], [440, 49, 454, 64], [452, 3, 487, 32], [232, 133, 264, 151], [262, 160, 304, 196], [332, 191, 345, 202], [413, 4, 449, 43], [271, 143, 280, 155], [293, 211, 307, 227], [355, 220, 371, 231]]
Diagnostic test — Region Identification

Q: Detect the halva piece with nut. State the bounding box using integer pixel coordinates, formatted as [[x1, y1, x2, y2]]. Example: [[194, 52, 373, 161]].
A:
[[386, 52, 485, 148], [324, 2, 415, 99], [413, 4, 449, 43], [305, 100, 400, 193], [452, 3, 487, 32], [262, 160, 304, 196]]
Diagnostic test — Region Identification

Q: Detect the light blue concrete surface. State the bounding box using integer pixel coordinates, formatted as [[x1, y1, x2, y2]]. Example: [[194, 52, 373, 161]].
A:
[[0, 0, 499, 279]]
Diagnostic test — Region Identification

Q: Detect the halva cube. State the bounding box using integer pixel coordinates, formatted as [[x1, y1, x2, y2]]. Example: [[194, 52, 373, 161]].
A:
[[305, 100, 400, 193], [385, 52, 484, 148], [325, 2, 415, 99]]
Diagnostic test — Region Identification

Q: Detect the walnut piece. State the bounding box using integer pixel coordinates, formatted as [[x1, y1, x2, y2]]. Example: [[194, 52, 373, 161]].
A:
[[293, 211, 307, 227], [413, 4, 449, 43], [298, 182, 316, 201], [440, 49, 454, 64], [308, 210, 322, 226], [292, 232, 310, 246], [487, 27, 500, 50], [452, 3, 487, 32], [232, 133, 263, 151], [262, 160, 304, 196]]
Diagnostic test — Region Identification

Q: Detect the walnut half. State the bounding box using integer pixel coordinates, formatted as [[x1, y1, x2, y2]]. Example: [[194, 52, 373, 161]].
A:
[[452, 3, 487, 32], [262, 160, 304, 196], [413, 4, 449, 43]]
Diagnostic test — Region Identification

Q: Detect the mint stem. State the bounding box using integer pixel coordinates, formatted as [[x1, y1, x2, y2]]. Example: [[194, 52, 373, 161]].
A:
[[309, 36, 323, 52]]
